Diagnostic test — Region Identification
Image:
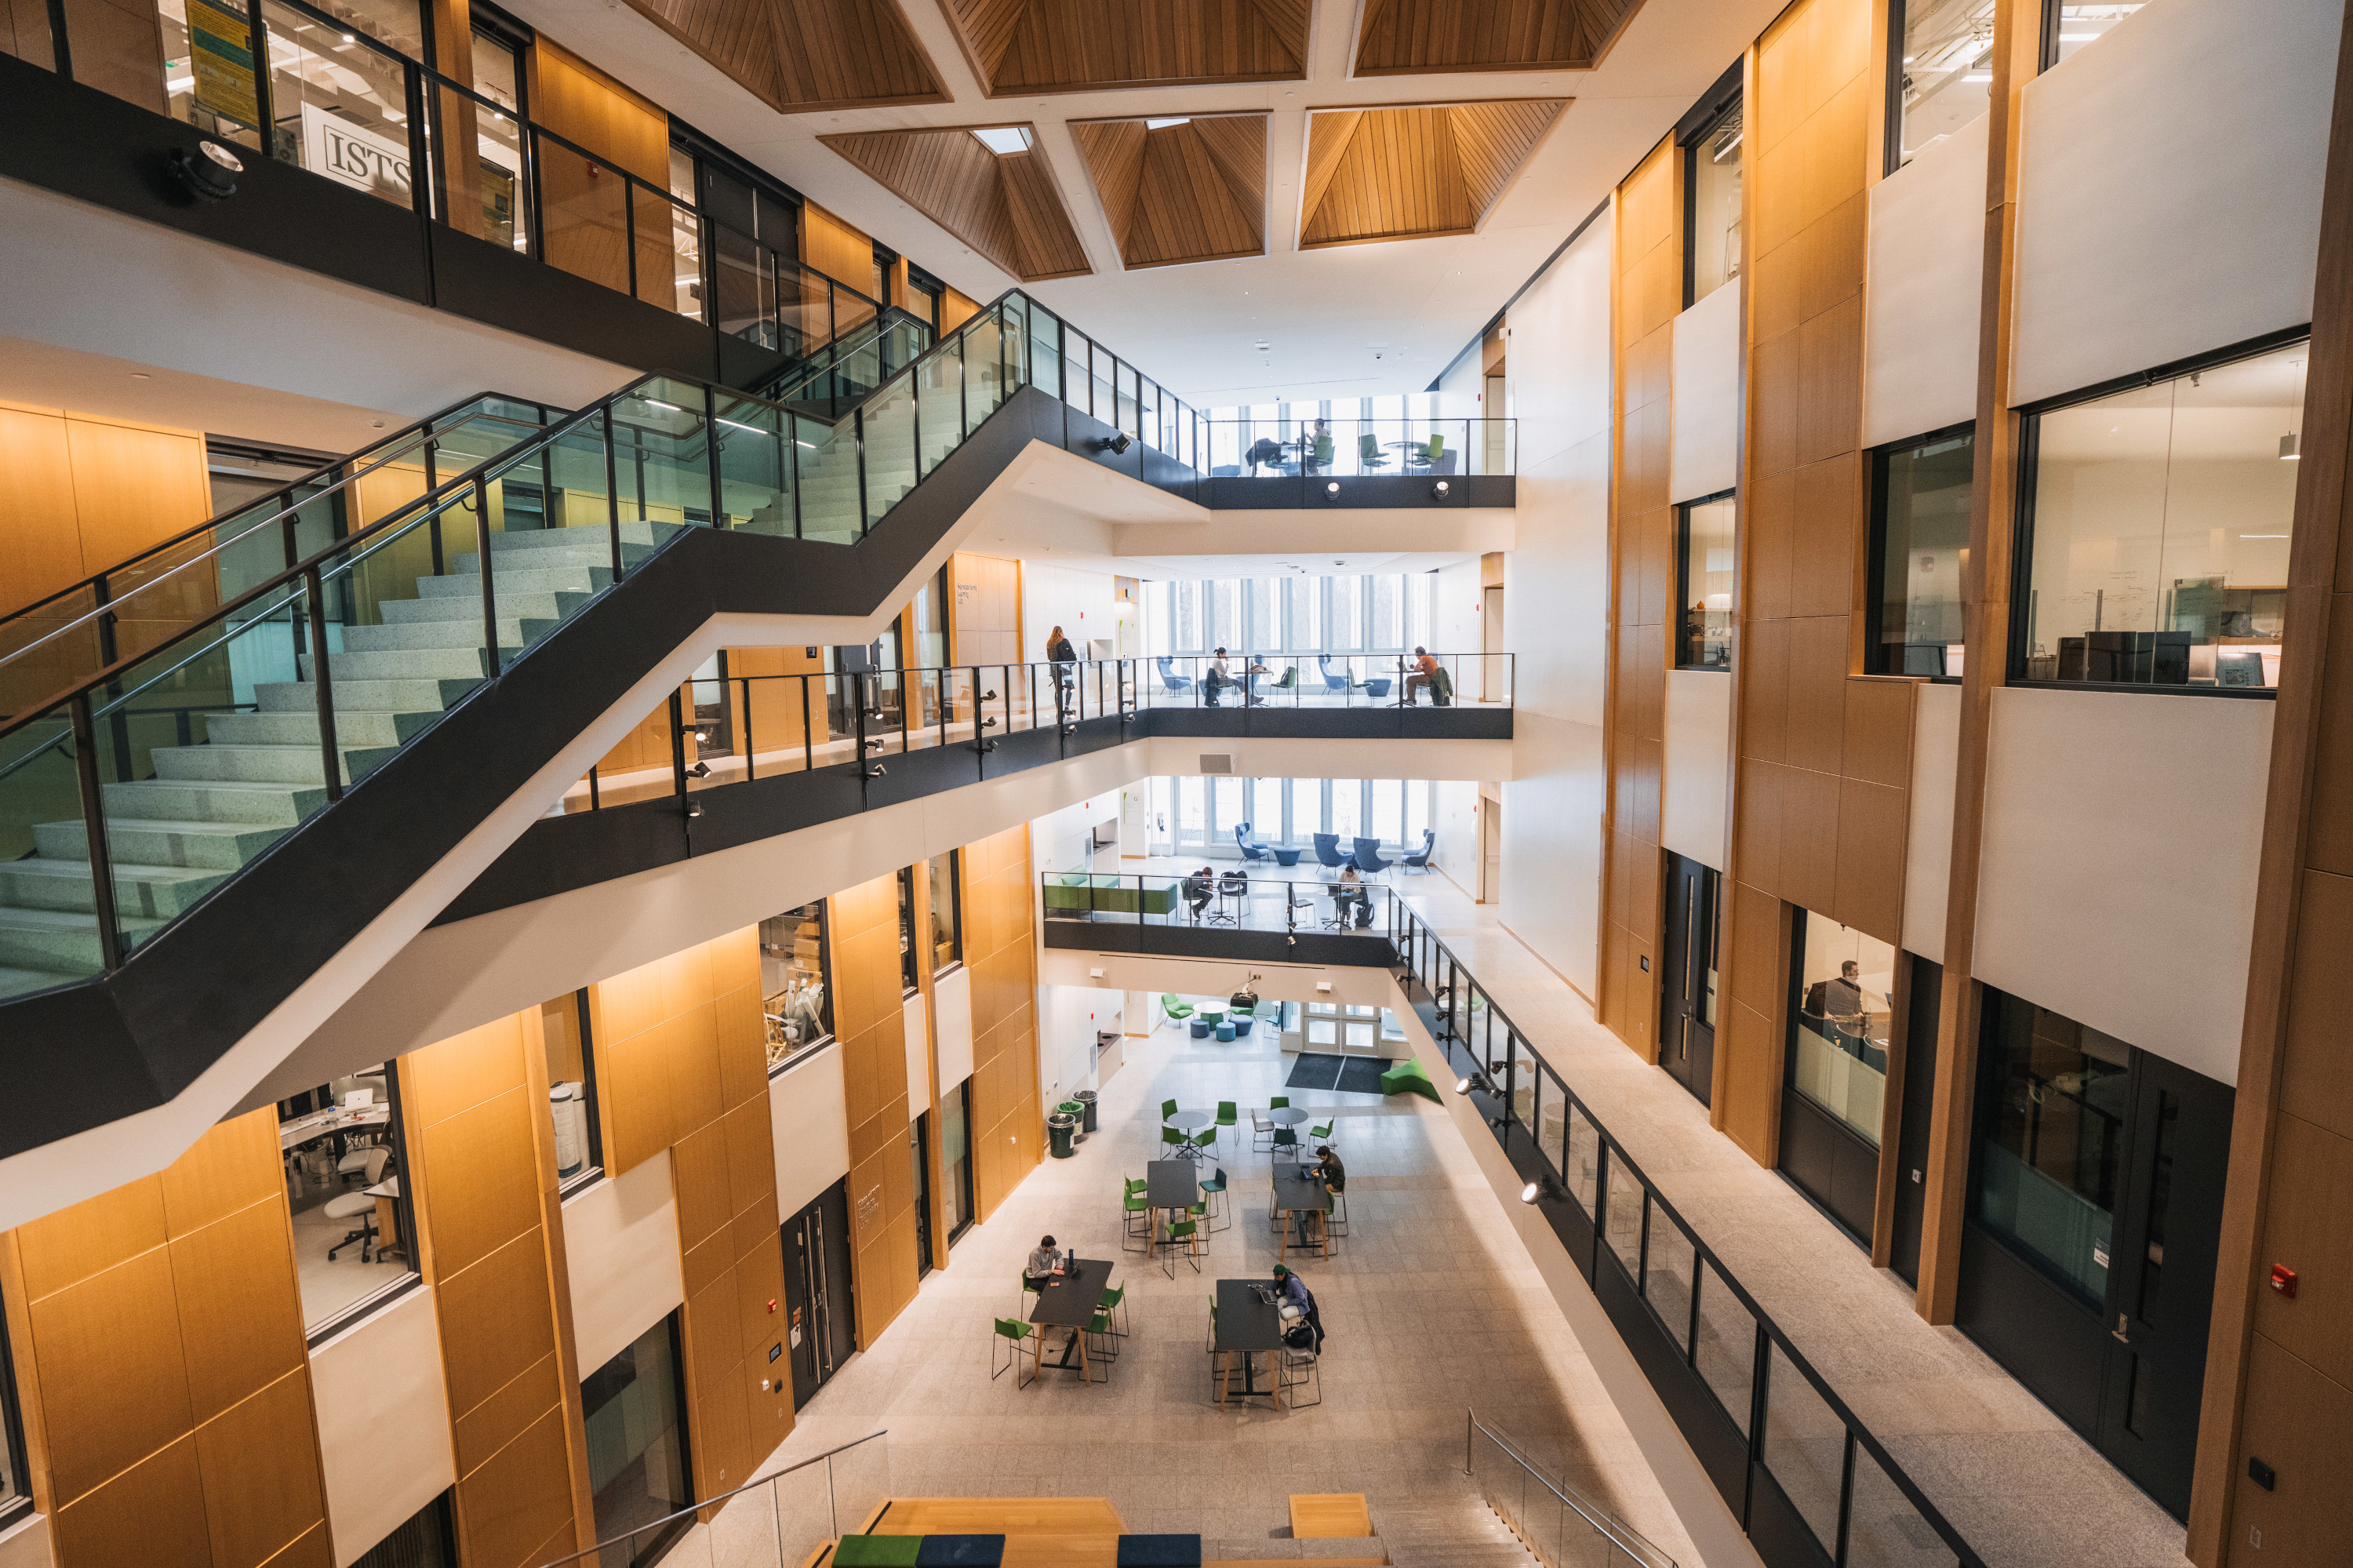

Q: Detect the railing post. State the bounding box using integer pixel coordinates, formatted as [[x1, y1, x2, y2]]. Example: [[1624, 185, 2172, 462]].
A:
[[668, 687, 689, 804], [304, 566, 344, 805], [802, 676, 815, 773], [603, 409, 624, 580], [789, 413, 806, 540], [67, 692, 123, 972], [853, 405, 868, 539], [704, 384, 724, 529], [741, 676, 755, 782], [474, 478, 501, 678]]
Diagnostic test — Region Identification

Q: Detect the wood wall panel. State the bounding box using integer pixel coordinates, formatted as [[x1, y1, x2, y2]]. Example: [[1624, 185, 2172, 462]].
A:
[[1298, 101, 1565, 250], [803, 204, 878, 296], [619, 0, 946, 114], [944, 0, 1306, 96], [0, 1108, 328, 1568], [1352, 0, 1646, 76], [820, 128, 1090, 282], [827, 871, 920, 1341], [527, 37, 668, 185], [1075, 115, 1267, 270], [0, 402, 212, 627], [963, 824, 1042, 1222], [950, 551, 1023, 667]]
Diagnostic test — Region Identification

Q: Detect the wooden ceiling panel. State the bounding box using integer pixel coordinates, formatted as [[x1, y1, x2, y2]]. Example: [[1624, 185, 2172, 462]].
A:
[[1297, 100, 1566, 249], [622, 0, 948, 112], [820, 127, 1092, 282], [1075, 115, 1267, 271], [943, 0, 1307, 96], [1352, 0, 1646, 76]]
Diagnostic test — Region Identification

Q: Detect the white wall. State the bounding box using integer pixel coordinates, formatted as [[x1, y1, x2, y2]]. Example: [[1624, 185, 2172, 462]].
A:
[[1900, 682, 1962, 965], [903, 992, 933, 1111], [1032, 791, 1121, 875], [1660, 671, 1732, 870], [310, 1289, 456, 1568], [1021, 560, 1123, 660], [562, 1150, 686, 1374], [1864, 111, 1988, 448], [0, 1513, 50, 1568], [1668, 283, 1740, 502], [1499, 210, 1615, 998], [1037, 983, 1121, 1103], [1432, 779, 1482, 893], [2011, 0, 2338, 407], [1973, 686, 2271, 1084], [933, 965, 976, 1090], [771, 1044, 852, 1224]]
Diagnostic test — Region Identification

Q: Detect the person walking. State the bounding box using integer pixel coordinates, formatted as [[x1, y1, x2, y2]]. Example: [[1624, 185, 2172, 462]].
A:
[[1047, 626, 1077, 720]]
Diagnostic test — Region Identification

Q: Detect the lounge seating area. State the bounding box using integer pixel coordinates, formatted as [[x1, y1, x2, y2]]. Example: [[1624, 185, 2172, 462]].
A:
[[803, 1495, 1395, 1567]]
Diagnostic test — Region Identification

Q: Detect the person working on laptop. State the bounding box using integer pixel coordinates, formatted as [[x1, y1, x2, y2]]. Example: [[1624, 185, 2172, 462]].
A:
[[1272, 1264, 1325, 1352], [1026, 1235, 1065, 1284], [1311, 1145, 1346, 1194]]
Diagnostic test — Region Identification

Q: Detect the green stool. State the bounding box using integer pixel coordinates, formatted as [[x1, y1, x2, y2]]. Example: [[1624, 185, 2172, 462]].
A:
[[835, 1535, 922, 1566], [991, 1318, 1038, 1388]]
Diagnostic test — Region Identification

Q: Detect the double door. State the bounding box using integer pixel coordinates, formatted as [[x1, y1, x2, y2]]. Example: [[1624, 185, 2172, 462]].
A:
[[1658, 853, 1718, 1105], [780, 1181, 855, 1410]]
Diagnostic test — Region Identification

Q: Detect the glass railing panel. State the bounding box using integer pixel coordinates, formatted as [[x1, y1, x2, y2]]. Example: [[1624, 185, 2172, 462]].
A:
[[1062, 328, 1093, 417], [89, 573, 316, 957], [474, 445, 619, 660], [714, 226, 773, 349], [860, 379, 918, 533], [682, 678, 734, 789], [916, 340, 964, 482], [1844, 1439, 1960, 1567], [432, 85, 528, 251], [1027, 299, 1062, 404], [0, 606, 104, 731], [777, 264, 827, 360], [1643, 1198, 1697, 1355], [312, 489, 489, 737], [1693, 1260, 1756, 1435], [741, 675, 816, 777], [1089, 343, 1114, 425], [816, 673, 856, 759], [793, 411, 858, 546], [631, 189, 689, 314], [1602, 1148, 1645, 1277], [612, 381, 715, 528], [542, 410, 615, 537], [835, 284, 877, 342], [711, 396, 790, 537], [536, 136, 631, 295], [965, 310, 1009, 427], [0, 702, 104, 999], [863, 671, 905, 753], [256, 0, 415, 210], [1762, 1344, 1849, 1554], [908, 669, 944, 742]]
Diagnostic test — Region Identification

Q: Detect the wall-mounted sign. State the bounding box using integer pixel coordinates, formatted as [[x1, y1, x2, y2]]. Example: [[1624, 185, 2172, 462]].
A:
[[187, 0, 258, 126], [768, 1341, 784, 1362], [300, 103, 410, 198]]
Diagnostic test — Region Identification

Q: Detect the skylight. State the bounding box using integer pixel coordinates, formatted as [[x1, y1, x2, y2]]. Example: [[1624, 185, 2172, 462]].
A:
[[972, 126, 1031, 155], [1145, 117, 1191, 129]]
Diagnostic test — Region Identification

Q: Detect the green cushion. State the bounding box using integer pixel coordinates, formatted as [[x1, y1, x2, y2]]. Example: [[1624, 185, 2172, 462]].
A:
[[834, 1536, 922, 1566], [1380, 1057, 1442, 1104]]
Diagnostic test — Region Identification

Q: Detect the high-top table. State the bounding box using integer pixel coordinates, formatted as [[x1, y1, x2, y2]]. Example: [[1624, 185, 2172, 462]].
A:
[[1214, 1278, 1289, 1410], [1271, 1170, 1333, 1260], [1028, 1257, 1115, 1381]]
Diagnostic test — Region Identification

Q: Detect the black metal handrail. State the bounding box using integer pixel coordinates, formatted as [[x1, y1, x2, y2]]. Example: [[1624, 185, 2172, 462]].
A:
[[531, 1428, 888, 1568]]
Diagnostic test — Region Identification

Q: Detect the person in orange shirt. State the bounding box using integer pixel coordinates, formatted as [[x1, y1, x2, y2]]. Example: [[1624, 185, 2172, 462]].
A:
[[1402, 646, 1441, 705]]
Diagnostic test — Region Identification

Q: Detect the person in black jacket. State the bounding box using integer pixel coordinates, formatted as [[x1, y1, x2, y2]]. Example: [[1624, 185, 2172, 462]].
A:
[[1047, 626, 1077, 719]]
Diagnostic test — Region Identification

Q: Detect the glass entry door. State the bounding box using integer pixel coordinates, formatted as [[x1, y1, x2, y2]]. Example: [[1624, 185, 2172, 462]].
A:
[[1658, 853, 1718, 1106], [780, 1179, 853, 1410]]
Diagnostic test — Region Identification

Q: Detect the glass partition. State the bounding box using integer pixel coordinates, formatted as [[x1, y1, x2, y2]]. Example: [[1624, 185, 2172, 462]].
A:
[[584, 1312, 693, 1562], [1974, 991, 2127, 1304], [2017, 339, 2304, 689], [1678, 493, 1737, 669], [1890, 0, 1996, 173], [762, 901, 831, 1067], [1789, 909, 1897, 1146], [281, 1060, 416, 1333], [540, 989, 600, 1189], [1686, 93, 1743, 306], [1869, 426, 1974, 675], [926, 849, 961, 973]]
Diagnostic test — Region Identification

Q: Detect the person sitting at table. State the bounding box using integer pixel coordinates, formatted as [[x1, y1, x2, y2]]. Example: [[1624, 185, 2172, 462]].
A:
[[1204, 647, 1234, 706], [1312, 1146, 1346, 1193], [1272, 1264, 1326, 1352], [1183, 868, 1214, 922], [1401, 646, 1441, 705], [1301, 419, 1331, 474], [1332, 865, 1366, 926], [1026, 1235, 1065, 1285]]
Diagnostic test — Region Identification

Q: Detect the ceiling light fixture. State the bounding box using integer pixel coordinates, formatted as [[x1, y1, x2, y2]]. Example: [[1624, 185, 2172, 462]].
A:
[[1145, 117, 1190, 129], [168, 140, 243, 201], [973, 126, 1032, 155], [2279, 435, 2300, 460]]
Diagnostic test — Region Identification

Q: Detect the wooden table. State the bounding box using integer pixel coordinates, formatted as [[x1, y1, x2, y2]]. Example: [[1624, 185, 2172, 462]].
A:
[[1289, 1493, 1373, 1538], [1271, 1170, 1332, 1260], [1028, 1257, 1113, 1381], [1213, 1278, 1287, 1410]]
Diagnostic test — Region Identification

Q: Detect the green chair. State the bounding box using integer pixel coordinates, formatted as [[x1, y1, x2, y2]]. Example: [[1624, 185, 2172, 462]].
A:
[[1269, 1095, 1289, 1109], [1100, 1281, 1129, 1337], [1162, 1217, 1200, 1278], [990, 1319, 1038, 1388], [1200, 1166, 1231, 1231], [1162, 994, 1195, 1027], [1019, 1270, 1042, 1318], [1191, 1128, 1218, 1157], [1214, 1101, 1238, 1153], [835, 1536, 923, 1566], [1418, 431, 1446, 469], [1161, 1097, 1180, 1124], [1161, 1126, 1189, 1157], [1310, 1119, 1335, 1144], [1358, 431, 1391, 470], [1122, 1188, 1152, 1252], [1311, 432, 1334, 471], [1380, 1057, 1442, 1103], [1085, 1311, 1117, 1381]]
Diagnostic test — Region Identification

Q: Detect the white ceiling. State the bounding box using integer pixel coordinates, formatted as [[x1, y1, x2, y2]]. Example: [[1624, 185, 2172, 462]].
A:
[[500, 0, 1786, 406]]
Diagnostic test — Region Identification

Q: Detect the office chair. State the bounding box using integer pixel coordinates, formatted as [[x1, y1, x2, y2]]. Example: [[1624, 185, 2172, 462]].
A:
[[1358, 432, 1391, 470], [325, 1147, 391, 1261]]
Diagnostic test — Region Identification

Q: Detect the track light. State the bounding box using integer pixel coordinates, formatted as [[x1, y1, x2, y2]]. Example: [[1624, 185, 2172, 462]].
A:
[[1520, 1174, 1559, 1206], [685, 799, 702, 818], [1455, 1071, 1490, 1096], [169, 140, 243, 200], [686, 760, 711, 778], [1431, 479, 1450, 500], [1326, 481, 1341, 500], [1097, 431, 1132, 455]]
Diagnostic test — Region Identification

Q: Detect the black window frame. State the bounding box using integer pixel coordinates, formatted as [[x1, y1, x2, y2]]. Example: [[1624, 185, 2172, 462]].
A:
[[764, 900, 836, 1076], [298, 1061, 427, 1348], [555, 987, 606, 1197], [581, 1308, 695, 1568], [929, 848, 963, 975], [896, 864, 922, 995], [2007, 327, 2311, 700], [1864, 420, 1975, 679], [349, 1490, 459, 1568], [0, 1287, 29, 1532], [1675, 488, 1738, 671], [1676, 60, 1745, 310]]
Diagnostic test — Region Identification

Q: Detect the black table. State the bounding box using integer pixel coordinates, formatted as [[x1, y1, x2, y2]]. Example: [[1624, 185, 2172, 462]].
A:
[[1271, 1170, 1333, 1260], [1214, 1278, 1289, 1408], [1029, 1257, 1115, 1379]]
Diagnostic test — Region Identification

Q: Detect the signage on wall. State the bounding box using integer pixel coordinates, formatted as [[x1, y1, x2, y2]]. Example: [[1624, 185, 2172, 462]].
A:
[[300, 103, 411, 199], [187, 0, 260, 127]]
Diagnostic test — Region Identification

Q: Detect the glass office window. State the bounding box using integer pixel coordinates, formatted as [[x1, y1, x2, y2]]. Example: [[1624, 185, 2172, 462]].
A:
[[1891, 0, 1996, 173], [1678, 494, 1737, 669], [541, 990, 602, 1188], [281, 1062, 417, 1332], [761, 901, 831, 1067], [1975, 991, 2129, 1305], [1869, 427, 1974, 675], [584, 1314, 693, 1563], [896, 867, 921, 993], [2018, 340, 2304, 690], [351, 1493, 456, 1568], [1686, 96, 1744, 305], [926, 849, 961, 973], [2045, 0, 2144, 67], [1789, 911, 1897, 1146]]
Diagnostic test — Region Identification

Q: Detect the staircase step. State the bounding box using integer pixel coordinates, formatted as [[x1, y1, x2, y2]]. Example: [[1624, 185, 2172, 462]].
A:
[[0, 905, 167, 971], [34, 817, 287, 871], [100, 777, 326, 825], [380, 589, 584, 626], [255, 675, 482, 715], [0, 857, 227, 919], [299, 646, 491, 682], [149, 742, 386, 787], [342, 618, 547, 653], [0, 963, 80, 999], [203, 709, 429, 749], [416, 564, 610, 598]]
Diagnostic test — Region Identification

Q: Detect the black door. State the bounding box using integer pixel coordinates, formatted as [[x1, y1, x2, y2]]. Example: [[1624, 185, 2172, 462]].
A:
[[1658, 853, 1718, 1105], [780, 1180, 854, 1410], [911, 1115, 934, 1279], [2095, 1054, 2233, 1517], [1889, 955, 1941, 1286]]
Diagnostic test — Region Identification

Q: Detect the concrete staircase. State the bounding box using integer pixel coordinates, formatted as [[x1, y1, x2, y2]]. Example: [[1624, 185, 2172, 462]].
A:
[[792, 377, 994, 542], [1375, 1500, 1545, 1568], [0, 522, 678, 998]]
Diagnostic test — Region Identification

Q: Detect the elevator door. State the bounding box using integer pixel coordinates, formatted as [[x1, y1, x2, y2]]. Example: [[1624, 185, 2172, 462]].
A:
[[1658, 853, 1717, 1105], [1889, 956, 1940, 1287], [780, 1180, 854, 1410]]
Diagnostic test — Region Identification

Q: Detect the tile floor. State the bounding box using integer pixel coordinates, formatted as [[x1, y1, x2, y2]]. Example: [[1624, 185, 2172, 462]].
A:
[[1387, 882, 2194, 1568], [730, 1016, 1698, 1568]]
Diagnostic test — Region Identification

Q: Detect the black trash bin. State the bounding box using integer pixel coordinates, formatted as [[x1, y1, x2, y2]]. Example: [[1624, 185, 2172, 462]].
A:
[[1047, 1110, 1078, 1159], [1075, 1088, 1100, 1135]]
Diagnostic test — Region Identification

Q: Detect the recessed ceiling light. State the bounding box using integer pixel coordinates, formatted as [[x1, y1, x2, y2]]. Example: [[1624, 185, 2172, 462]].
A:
[[1145, 117, 1190, 129], [973, 126, 1032, 154], [131, 372, 151, 380]]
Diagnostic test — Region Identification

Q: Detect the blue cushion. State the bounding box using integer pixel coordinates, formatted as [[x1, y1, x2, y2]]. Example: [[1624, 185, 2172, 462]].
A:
[[1232, 1019, 1253, 1036], [1216, 1023, 1235, 1042], [915, 1537, 1006, 1566], [1190, 1019, 1211, 1038], [1117, 1537, 1203, 1568]]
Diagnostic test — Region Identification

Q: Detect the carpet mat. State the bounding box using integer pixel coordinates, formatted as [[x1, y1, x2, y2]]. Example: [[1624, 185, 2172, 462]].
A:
[[1337, 1057, 1392, 1094], [1285, 1053, 1344, 1090]]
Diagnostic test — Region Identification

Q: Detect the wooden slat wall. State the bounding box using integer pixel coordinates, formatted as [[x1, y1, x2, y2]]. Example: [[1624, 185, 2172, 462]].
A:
[[820, 129, 1090, 283], [827, 873, 922, 1344], [1077, 116, 1267, 270], [1072, 122, 1149, 253], [949, 0, 1307, 96], [0, 1110, 329, 1568], [1352, 0, 1645, 75], [1299, 103, 1564, 250], [401, 1017, 592, 1568], [962, 824, 1043, 1221], [620, 0, 947, 113], [0, 402, 212, 622], [586, 929, 790, 1503], [1596, 136, 1675, 1071], [1000, 149, 1093, 278], [803, 203, 878, 297]]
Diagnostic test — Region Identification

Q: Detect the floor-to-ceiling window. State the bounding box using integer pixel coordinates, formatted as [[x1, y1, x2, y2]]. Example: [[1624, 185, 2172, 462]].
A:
[[584, 1312, 693, 1566], [1151, 777, 1438, 858]]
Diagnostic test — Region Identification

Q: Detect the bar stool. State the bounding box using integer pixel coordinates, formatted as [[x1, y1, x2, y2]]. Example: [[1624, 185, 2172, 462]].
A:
[[1200, 1166, 1231, 1231], [1328, 1187, 1350, 1238], [1279, 1344, 1322, 1409], [992, 1318, 1038, 1388]]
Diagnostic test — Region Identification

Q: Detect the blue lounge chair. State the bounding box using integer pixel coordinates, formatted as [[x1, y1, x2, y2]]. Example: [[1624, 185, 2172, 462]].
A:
[[1401, 828, 1435, 874], [1351, 837, 1395, 876], [1157, 657, 1192, 695], [1234, 822, 1271, 861], [1312, 833, 1351, 875]]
